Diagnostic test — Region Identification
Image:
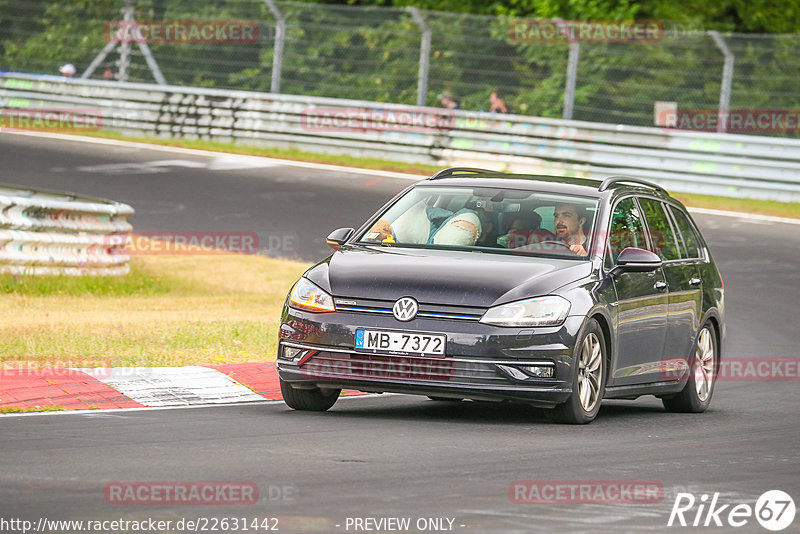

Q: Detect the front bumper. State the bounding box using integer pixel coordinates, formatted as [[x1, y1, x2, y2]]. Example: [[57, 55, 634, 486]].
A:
[[276, 305, 586, 407]]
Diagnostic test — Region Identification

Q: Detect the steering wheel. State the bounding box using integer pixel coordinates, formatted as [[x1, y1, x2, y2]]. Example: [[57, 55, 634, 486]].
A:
[[535, 240, 573, 250]]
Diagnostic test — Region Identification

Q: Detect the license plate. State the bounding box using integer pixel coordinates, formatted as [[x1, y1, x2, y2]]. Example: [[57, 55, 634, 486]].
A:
[[355, 329, 446, 356]]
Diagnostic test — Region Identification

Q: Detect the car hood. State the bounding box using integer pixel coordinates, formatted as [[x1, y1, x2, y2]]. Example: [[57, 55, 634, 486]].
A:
[[305, 245, 594, 308]]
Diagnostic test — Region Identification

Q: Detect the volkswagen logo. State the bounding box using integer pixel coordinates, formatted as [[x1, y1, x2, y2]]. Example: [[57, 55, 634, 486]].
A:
[[392, 297, 418, 322]]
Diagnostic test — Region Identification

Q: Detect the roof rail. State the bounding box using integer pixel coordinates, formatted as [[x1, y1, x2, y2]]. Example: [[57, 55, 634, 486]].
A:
[[427, 167, 499, 180], [598, 176, 666, 193]]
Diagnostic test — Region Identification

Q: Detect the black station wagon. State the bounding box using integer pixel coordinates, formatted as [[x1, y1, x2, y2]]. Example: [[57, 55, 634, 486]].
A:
[[276, 168, 725, 423]]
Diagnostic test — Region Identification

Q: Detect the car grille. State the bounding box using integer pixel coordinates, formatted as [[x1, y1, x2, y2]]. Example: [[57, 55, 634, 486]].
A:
[[334, 297, 484, 322], [299, 351, 508, 386]]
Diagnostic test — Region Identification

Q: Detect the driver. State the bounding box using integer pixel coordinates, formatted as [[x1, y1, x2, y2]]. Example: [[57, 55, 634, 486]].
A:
[[554, 203, 589, 256]]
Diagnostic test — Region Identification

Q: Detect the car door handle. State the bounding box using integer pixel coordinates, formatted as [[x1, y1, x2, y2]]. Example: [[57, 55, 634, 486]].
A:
[[689, 277, 702, 286], [654, 280, 668, 291]]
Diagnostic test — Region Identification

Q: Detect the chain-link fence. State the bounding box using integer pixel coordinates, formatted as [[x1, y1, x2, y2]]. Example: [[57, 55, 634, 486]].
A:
[[2, 0, 800, 134]]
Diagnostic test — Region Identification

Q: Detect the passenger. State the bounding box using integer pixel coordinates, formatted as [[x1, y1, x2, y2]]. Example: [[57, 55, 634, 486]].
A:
[[366, 202, 481, 247], [431, 211, 481, 246], [474, 209, 499, 247]]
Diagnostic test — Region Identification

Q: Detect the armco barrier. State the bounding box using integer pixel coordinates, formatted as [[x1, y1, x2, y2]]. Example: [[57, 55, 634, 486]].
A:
[[0, 183, 133, 276], [2, 72, 800, 202]]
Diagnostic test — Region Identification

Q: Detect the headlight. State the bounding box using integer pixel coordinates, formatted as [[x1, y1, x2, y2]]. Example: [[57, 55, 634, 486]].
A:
[[480, 296, 570, 327], [289, 278, 336, 313]]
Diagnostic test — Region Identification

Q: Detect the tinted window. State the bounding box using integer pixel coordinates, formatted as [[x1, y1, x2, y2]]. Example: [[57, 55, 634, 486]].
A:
[[669, 206, 701, 259], [608, 197, 647, 263], [639, 198, 680, 261]]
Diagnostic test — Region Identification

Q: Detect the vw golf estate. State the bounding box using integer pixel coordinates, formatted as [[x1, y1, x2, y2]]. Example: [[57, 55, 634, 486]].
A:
[[276, 168, 724, 423]]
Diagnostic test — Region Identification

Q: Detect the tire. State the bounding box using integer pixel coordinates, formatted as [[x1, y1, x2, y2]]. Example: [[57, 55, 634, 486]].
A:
[[280, 378, 340, 411], [551, 318, 606, 424], [427, 396, 463, 402], [663, 324, 717, 413]]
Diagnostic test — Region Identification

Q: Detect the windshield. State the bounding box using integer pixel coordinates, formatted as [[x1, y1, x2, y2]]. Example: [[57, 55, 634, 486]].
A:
[[358, 185, 598, 259]]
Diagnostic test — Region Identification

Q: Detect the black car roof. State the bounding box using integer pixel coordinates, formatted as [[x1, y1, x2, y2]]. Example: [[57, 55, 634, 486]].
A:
[[417, 169, 672, 201]]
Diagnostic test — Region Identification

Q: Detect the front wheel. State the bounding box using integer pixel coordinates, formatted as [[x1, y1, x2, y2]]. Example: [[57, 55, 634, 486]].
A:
[[663, 324, 717, 413], [551, 318, 606, 424], [280, 378, 340, 411]]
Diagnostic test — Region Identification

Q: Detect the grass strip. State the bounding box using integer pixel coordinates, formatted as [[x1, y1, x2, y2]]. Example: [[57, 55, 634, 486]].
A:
[[0, 239, 309, 368]]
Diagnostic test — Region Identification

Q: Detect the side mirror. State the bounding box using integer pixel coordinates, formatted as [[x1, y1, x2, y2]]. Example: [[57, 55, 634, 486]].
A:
[[609, 247, 662, 276], [326, 227, 354, 250]]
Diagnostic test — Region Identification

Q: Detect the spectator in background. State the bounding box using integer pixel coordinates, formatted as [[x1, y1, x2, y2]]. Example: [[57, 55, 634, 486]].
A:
[[490, 91, 511, 114], [58, 64, 76, 77], [103, 66, 115, 81], [438, 91, 459, 109]]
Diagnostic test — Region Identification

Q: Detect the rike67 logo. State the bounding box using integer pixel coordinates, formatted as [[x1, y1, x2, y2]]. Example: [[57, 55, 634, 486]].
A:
[[668, 490, 796, 531]]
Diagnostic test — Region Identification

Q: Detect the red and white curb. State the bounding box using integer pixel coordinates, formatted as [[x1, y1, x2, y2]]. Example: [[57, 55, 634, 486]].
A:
[[81, 366, 265, 407], [0, 363, 295, 411]]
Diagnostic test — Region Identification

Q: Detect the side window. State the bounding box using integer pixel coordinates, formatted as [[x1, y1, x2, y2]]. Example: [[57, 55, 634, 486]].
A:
[[669, 206, 702, 259], [608, 197, 646, 263], [638, 198, 680, 261]]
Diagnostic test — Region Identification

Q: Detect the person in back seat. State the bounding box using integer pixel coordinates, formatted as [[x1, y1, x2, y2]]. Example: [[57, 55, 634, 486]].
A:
[[498, 211, 554, 248]]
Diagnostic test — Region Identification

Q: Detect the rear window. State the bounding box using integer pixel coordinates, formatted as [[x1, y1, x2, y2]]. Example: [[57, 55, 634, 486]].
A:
[[669, 206, 702, 259], [638, 198, 680, 261], [358, 186, 599, 259]]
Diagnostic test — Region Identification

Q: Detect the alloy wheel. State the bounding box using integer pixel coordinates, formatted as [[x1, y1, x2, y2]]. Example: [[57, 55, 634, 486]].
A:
[[578, 333, 603, 412], [694, 328, 715, 402]]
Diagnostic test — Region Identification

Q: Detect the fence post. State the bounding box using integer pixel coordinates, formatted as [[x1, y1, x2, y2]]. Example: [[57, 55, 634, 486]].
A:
[[263, 0, 285, 94], [116, 0, 134, 82], [708, 31, 734, 133], [554, 18, 579, 120], [407, 7, 431, 107]]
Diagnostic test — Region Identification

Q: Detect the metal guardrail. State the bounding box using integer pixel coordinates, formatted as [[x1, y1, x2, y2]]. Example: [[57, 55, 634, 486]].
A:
[[0, 182, 133, 276], [2, 72, 800, 202]]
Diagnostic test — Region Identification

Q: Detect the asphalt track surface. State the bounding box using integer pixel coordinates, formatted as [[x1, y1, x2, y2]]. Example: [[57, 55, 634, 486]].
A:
[[1, 132, 798, 533]]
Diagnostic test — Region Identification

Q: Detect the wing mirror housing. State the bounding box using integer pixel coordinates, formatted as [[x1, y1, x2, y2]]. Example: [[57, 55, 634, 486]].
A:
[[609, 247, 662, 276], [326, 227, 354, 250]]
